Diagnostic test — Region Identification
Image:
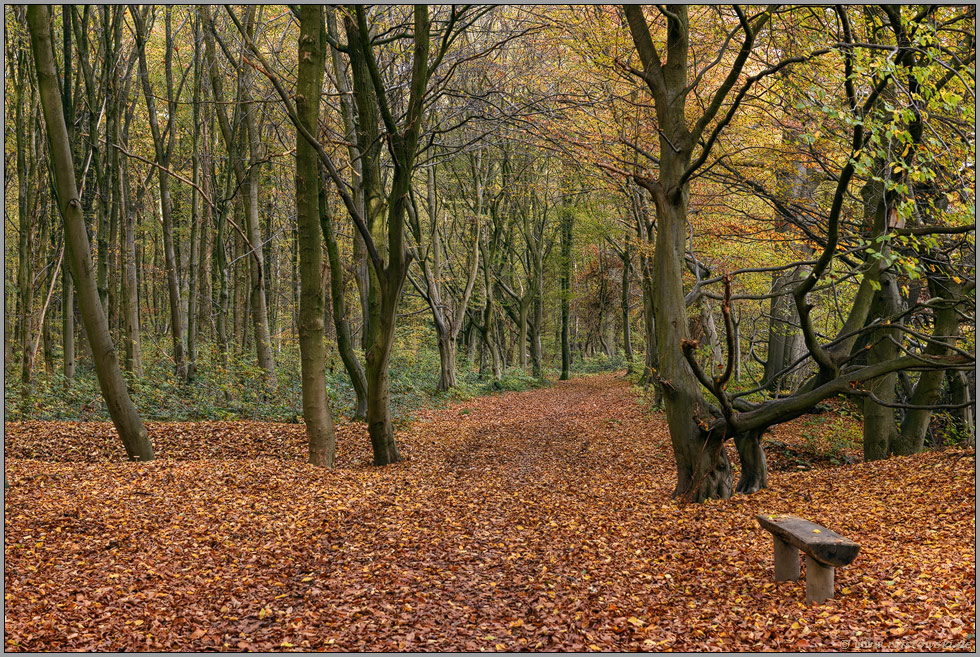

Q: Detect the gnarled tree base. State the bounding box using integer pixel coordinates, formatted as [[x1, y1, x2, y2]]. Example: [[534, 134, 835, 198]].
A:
[[673, 432, 734, 502]]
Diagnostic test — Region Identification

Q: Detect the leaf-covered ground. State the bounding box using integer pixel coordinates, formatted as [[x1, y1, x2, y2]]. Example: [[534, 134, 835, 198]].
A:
[[4, 374, 975, 651]]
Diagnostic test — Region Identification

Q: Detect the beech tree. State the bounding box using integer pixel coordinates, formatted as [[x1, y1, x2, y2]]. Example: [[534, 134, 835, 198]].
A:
[[27, 3, 154, 462], [294, 4, 337, 467], [620, 4, 974, 501]]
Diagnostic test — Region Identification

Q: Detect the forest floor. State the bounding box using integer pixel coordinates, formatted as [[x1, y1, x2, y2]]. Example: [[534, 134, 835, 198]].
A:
[[4, 373, 975, 652]]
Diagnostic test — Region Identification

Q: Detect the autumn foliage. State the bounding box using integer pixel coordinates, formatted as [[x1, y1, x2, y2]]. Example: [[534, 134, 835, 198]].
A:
[[4, 375, 974, 652]]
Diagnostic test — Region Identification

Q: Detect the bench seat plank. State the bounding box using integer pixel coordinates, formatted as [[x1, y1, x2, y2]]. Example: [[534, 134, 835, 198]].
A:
[[756, 514, 859, 567]]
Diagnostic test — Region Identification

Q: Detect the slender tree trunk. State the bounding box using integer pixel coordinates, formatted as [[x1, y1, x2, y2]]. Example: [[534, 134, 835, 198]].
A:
[[244, 104, 277, 384], [135, 8, 186, 380], [186, 16, 202, 380], [531, 274, 544, 379], [119, 140, 142, 377], [559, 209, 573, 380], [321, 174, 369, 420], [621, 246, 633, 365], [14, 45, 35, 385], [28, 4, 153, 460], [327, 6, 371, 351], [517, 298, 529, 372], [63, 259, 75, 383]]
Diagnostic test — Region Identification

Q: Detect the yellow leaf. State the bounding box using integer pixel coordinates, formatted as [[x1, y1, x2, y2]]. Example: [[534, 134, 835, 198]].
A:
[[627, 616, 645, 627], [812, 529, 821, 533], [301, 576, 314, 582], [280, 641, 294, 648]]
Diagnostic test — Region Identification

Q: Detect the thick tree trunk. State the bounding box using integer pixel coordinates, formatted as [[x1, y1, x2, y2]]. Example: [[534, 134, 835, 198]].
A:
[[214, 196, 230, 365], [437, 333, 458, 391], [860, 181, 902, 461], [296, 5, 337, 466], [656, 199, 733, 502], [734, 430, 767, 494], [365, 354, 401, 465], [897, 278, 962, 453], [29, 4, 153, 461]]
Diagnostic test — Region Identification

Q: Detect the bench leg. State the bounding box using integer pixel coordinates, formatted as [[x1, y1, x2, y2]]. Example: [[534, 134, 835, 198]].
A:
[[805, 555, 835, 604], [773, 536, 800, 581]]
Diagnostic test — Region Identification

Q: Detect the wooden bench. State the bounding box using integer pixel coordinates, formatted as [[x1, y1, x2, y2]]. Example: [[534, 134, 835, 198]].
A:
[[756, 514, 860, 604]]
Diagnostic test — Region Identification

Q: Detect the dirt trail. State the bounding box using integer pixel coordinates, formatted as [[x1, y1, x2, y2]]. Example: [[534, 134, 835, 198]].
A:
[[4, 374, 975, 651]]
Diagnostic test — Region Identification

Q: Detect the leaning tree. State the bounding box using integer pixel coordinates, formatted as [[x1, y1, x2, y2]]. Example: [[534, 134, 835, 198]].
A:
[[27, 4, 154, 462]]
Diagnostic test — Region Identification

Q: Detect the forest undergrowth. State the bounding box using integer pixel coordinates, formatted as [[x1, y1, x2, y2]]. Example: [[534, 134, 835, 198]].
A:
[[3, 341, 614, 424], [4, 374, 975, 651]]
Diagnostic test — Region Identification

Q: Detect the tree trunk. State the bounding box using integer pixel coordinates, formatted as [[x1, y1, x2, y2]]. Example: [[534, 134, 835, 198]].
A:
[[946, 370, 974, 447], [559, 208, 573, 380], [327, 7, 371, 352], [656, 198, 733, 502], [861, 275, 901, 461], [135, 8, 186, 381], [621, 248, 633, 365], [764, 268, 805, 392], [518, 298, 529, 372], [62, 257, 75, 382], [244, 104, 277, 384], [186, 17, 202, 380], [321, 184, 369, 421], [530, 296, 543, 378], [897, 277, 962, 453], [365, 352, 401, 465], [734, 430, 767, 494], [437, 333, 458, 391], [14, 44, 34, 385], [640, 268, 662, 404], [296, 5, 337, 466], [28, 4, 153, 461]]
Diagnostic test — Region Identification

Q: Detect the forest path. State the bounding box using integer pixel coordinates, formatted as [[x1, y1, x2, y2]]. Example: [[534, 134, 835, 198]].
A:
[[4, 374, 975, 652], [427, 374, 670, 492]]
